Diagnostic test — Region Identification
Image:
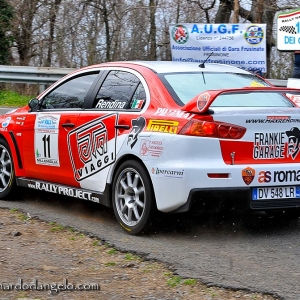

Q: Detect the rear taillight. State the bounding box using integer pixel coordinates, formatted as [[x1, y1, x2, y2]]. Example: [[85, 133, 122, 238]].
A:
[[179, 120, 246, 139]]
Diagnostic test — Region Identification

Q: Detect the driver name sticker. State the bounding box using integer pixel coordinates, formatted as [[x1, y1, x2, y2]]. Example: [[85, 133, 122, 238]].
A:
[[95, 99, 127, 109], [34, 114, 60, 166]]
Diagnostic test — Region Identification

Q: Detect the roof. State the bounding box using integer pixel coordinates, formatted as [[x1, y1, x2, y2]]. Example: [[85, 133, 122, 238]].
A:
[[102, 61, 252, 74]]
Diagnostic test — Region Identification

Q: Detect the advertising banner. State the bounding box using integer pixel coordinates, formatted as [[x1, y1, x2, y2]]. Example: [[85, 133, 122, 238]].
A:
[[277, 8, 300, 51], [169, 23, 267, 73]]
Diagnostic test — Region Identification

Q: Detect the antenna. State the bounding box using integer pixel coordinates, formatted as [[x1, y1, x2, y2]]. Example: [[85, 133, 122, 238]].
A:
[[199, 52, 213, 68]]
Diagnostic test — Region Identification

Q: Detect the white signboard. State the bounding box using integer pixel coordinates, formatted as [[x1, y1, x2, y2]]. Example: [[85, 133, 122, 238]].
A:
[[277, 8, 300, 51], [169, 23, 267, 73]]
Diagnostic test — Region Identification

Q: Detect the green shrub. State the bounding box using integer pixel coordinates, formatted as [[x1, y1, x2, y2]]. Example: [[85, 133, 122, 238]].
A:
[[0, 90, 33, 107]]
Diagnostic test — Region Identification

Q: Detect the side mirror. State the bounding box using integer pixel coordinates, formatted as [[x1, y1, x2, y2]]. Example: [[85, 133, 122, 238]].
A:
[[28, 98, 40, 111]]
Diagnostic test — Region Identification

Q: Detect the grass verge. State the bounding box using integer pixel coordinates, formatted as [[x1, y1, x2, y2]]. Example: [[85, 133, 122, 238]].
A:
[[0, 90, 34, 107]]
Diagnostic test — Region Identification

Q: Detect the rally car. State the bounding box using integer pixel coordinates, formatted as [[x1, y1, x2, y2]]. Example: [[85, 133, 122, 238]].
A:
[[1, 61, 300, 235]]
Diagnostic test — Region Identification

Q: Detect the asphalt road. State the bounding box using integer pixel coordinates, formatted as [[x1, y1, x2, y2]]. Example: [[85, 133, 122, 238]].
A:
[[0, 185, 299, 300], [0, 107, 13, 114], [1, 107, 299, 300]]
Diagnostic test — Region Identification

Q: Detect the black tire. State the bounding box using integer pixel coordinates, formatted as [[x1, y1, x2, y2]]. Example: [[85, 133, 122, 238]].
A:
[[0, 138, 16, 199], [112, 160, 155, 235]]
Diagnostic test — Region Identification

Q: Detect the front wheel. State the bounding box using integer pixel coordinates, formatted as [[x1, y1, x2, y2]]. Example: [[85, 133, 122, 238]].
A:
[[0, 138, 15, 199], [112, 160, 155, 235]]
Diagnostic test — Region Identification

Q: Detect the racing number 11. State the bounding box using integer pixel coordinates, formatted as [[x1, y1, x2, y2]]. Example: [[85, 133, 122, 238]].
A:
[[42, 134, 51, 158]]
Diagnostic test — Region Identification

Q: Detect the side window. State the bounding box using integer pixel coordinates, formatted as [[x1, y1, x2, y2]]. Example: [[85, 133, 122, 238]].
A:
[[42, 73, 98, 109], [130, 83, 146, 109], [93, 70, 144, 110]]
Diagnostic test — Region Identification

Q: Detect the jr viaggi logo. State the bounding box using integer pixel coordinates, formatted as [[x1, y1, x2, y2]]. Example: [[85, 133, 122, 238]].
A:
[[172, 24, 189, 44], [244, 25, 264, 45]]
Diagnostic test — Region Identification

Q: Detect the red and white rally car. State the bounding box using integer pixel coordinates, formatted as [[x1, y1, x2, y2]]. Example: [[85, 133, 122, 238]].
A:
[[1, 61, 300, 235]]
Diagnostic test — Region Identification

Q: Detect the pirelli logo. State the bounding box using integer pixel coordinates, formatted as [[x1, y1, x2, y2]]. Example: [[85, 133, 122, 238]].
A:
[[146, 120, 179, 134]]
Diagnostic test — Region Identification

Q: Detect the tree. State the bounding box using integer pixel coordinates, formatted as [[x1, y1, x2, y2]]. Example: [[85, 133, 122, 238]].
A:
[[187, 0, 216, 23], [45, 0, 63, 67], [3, 0, 299, 79], [149, 0, 158, 60], [214, 0, 296, 78], [10, 0, 41, 65], [0, 0, 13, 64]]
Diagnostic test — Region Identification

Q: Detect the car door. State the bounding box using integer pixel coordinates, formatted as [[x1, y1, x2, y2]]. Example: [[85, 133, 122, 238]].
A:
[[67, 68, 149, 192], [21, 71, 101, 186]]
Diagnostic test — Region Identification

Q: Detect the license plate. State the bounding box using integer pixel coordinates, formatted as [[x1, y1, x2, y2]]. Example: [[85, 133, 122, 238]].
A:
[[252, 186, 300, 200]]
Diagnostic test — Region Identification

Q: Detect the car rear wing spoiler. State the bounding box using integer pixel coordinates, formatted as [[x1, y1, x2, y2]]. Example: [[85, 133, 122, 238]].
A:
[[181, 87, 300, 114]]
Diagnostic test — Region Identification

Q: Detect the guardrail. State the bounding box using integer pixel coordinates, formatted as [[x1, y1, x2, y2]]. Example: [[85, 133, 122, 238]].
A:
[[0, 65, 291, 91], [0, 65, 76, 93], [267, 79, 287, 87]]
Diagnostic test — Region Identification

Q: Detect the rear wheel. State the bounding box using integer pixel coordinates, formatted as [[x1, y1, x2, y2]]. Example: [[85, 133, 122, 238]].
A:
[[112, 160, 154, 235], [0, 138, 15, 199]]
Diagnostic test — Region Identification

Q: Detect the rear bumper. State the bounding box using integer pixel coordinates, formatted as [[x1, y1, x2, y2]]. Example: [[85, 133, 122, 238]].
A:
[[172, 187, 300, 213]]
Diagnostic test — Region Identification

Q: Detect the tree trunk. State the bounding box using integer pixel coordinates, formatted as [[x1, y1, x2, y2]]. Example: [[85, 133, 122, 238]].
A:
[[232, 0, 239, 23], [149, 0, 157, 60], [214, 0, 277, 78], [45, 0, 62, 67], [13, 0, 40, 65], [214, 0, 232, 23]]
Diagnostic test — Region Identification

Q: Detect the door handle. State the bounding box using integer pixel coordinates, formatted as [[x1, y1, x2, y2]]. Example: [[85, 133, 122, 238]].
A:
[[62, 123, 75, 128], [115, 124, 130, 130]]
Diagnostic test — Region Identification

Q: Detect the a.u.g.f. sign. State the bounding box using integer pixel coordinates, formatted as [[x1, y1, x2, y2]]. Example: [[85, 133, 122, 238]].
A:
[[169, 23, 266, 73], [277, 8, 300, 51]]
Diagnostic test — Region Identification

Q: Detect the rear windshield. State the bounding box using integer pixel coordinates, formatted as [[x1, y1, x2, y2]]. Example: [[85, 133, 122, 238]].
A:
[[161, 72, 294, 107]]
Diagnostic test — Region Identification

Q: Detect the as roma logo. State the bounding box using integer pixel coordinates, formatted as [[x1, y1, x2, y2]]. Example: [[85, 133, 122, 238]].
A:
[[242, 167, 255, 185]]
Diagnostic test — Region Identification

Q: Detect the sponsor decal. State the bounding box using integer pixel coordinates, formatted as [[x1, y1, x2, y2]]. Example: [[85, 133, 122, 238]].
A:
[[131, 99, 144, 109], [246, 117, 300, 123], [267, 116, 291, 120], [253, 127, 300, 160], [285, 127, 300, 159], [242, 167, 255, 185], [35, 114, 60, 166], [244, 25, 264, 45], [127, 116, 146, 149], [146, 119, 179, 134], [197, 92, 210, 111], [253, 132, 286, 159], [68, 114, 117, 181], [172, 24, 189, 44], [151, 167, 185, 179], [140, 139, 164, 157], [15, 116, 26, 126], [36, 115, 59, 130], [1, 117, 11, 128], [154, 108, 194, 119], [287, 94, 300, 106], [258, 169, 300, 183], [26, 181, 100, 203], [95, 99, 127, 109]]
